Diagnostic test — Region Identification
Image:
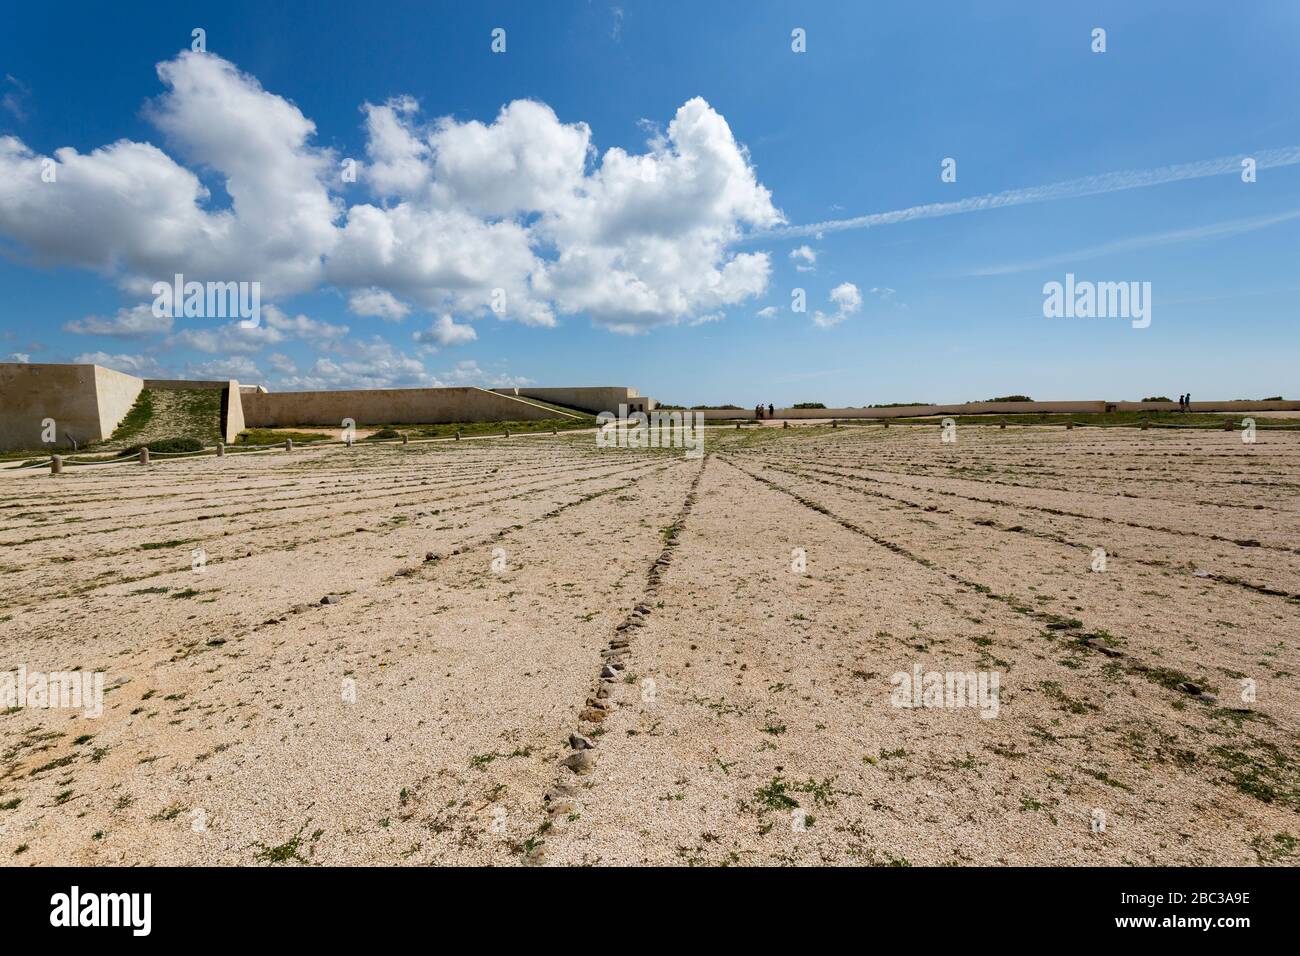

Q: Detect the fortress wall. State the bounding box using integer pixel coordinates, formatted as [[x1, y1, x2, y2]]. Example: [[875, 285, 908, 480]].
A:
[[0, 363, 143, 451], [696, 400, 1298, 421], [789, 401, 1110, 419], [698, 402, 1107, 420], [1116, 400, 1300, 413], [221, 381, 245, 444], [696, 408, 757, 420], [493, 387, 646, 414], [241, 386, 560, 428], [142, 379, 231, 391], [93, 365, 147, 439]]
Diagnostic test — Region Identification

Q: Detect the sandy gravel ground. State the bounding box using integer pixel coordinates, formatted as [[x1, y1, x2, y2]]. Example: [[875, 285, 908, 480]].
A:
[[0, 425, 1296, 866]]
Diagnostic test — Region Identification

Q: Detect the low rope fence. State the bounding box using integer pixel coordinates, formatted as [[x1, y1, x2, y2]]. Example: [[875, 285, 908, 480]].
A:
[[5, 425, 577, 474], [9, 416, 1291, 475]]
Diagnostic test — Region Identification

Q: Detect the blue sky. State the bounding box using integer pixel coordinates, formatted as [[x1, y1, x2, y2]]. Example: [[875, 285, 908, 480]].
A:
[[1, 0, 1297, 406]]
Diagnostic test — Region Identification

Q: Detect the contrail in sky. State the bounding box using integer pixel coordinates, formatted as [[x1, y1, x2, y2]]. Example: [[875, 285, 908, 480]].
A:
[[751, 145, 1300, 241], [965, 208, 1300, 276]]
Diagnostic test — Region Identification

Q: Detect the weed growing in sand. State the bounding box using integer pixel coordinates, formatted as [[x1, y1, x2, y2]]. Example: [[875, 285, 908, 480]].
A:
[[470, 746, 532, 770], [253, 822, 314, 864]]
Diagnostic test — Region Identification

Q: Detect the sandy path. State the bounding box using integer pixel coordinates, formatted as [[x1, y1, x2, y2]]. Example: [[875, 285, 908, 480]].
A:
[[1, 426, 1295, 866]]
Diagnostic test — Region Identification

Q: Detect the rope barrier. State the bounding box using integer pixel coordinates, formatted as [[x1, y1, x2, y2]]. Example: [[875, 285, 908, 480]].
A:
[[8, 417, 1290, 476], [61, 456, 144, 468]]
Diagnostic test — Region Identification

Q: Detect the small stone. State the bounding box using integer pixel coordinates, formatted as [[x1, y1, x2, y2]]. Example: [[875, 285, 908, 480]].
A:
[[595, 686, 612, 700], [561, 750, 596, 774], [523, 844, 547, 866], [546, 798, 577, 817], [586, 697, 614, 711], [600, 664, 621, 679], [1176, 681, 1203, 695], [569, 733, 595, 750], [579, 708, 607, 723], [321, 594, 343, 605], [1198, 692, 1218, 704], [544, 784, 578, 802], [1083, 637, 1123, 658], [424, 552, 441, 562], [1193, 569, 1213, 578]]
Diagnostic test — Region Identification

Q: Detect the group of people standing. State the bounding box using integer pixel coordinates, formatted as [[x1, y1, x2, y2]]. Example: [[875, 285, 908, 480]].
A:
[[755, 403, 776, 419], [1178, 393, 1193, 411]]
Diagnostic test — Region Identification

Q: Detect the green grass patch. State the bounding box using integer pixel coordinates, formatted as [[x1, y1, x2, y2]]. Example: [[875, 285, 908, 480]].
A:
[[108, 388, 223, 447], [107, 388, 155, 443], [118, 437, 204, 456], [235, 429, 332, 445], [139, 538, 196, 551]]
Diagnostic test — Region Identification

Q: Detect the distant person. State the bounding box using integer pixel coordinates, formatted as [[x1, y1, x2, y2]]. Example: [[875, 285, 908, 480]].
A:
[[1185, 392, 1191, 412], [1177, 394, 1185, 412], [768, 403, 775, 418]]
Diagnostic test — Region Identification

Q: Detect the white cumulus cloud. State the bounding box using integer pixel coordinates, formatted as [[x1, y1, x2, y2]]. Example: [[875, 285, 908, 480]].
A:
[[71, 351, 167, 376], [413, 314, 477, 347], [63, 304, 173, 337], [789, 245, 816, 272], [812, 282, 862, 328], [0, 52, 782, 342], [429, 359, 532, 388]]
